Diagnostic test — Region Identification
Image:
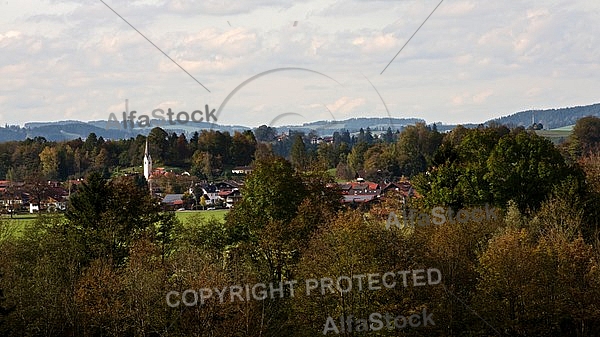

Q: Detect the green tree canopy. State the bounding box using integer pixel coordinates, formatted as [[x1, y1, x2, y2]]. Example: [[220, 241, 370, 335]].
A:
[[65, 172, 176, 265]]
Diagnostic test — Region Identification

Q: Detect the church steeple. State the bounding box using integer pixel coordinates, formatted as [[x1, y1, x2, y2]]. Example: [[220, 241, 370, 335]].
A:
[[143, 140, 152, 180]]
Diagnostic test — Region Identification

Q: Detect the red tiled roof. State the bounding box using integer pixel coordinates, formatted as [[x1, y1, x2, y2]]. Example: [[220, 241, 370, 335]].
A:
[[338, 181, 380, 194]]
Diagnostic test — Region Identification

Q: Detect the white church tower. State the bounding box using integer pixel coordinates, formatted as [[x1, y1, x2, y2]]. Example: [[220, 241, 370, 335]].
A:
[[143, 140, 152, 181]]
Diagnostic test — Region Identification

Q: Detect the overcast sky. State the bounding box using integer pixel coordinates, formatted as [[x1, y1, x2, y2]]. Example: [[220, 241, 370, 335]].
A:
[[1, 0, 599, 128]]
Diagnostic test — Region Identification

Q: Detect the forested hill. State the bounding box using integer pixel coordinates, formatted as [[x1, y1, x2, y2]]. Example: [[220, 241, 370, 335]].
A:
[[487, 103, 600, 129]]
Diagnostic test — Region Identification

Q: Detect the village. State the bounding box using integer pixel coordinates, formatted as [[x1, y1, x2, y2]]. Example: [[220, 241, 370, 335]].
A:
[[0, 140, 419, 215]]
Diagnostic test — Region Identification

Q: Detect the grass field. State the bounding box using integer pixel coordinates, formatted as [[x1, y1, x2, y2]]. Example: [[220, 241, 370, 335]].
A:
[[327, 168, 349, 183], [0, 209, 229, 239], [175, 209, 229, 225], [1, 213, 59, 238], [1, 213, 41, 222], [535, 125, 573, 144]]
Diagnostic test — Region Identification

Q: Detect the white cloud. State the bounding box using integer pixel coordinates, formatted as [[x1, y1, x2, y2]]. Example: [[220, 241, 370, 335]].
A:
[[525, 87, 542, 98], [0, 30, 22, 42], [441, 1, 476, 16], [164, 0, 300, 16], [326, 96, 366, 114], [0, 0, 599, 126], [473, 89, 493, 104], [352, 32, 397, 53]]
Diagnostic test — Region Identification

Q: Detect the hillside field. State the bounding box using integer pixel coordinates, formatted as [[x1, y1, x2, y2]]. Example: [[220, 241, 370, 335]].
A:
[[175, 209, 228, 225], [535, 125, 573, 144]]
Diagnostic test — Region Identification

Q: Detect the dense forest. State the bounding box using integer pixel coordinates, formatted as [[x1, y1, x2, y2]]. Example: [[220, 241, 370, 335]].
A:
[[0, 116, 599, 336], [1, 115, 598, 185]]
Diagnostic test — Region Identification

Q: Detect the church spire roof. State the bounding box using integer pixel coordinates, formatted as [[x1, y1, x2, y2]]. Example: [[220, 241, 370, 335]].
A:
[[144, 139, 152, 180], [144, 140, 151, 160]]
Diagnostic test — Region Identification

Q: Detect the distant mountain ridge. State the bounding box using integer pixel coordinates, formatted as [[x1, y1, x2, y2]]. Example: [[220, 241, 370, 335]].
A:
[[1, 102, 598, 142], [489, 103, 600, 129], [269, 117, 427, 135]]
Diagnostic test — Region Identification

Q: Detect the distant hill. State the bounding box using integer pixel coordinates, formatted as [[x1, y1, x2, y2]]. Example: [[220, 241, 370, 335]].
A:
[[86, 119, 251, 135], [1, 102, 598, 142], [0, 117, 429, 142], [274, 117, 427, 134], [24, 121, 132, 141], [0, 120, 252, 142], [487, 103, 600, 129]]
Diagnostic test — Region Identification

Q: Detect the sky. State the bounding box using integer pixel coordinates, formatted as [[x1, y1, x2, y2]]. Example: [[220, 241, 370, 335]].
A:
[[1, 0, 599, 128]]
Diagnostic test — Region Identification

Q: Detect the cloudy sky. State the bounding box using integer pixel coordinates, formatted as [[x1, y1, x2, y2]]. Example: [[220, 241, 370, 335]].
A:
[[1, 0, 599, 128]]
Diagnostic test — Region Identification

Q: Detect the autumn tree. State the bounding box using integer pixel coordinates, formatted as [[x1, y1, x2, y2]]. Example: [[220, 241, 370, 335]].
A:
[[570, 116, 600, 157], [39, 146, 59, 179], [191, 150, 219, 179], [226, 156, 341, 290], [148, 127, 169, 164], [24, 174, 50, 212], [347, 140, 368, 174], [254, 142, 274, 162], [316, 142, 338, 169], [254, 125, 277, 142], [289, 134, 308, 170], [231, 130, 256, 166], [475, 227, 600, 336]]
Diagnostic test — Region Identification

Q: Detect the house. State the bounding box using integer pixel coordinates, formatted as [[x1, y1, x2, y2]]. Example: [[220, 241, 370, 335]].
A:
[[195, 183, 220, 206], [231, 166, 253, 175], [29, 204, 39, 213], [23, 184, 69, 213], [381, 180, 418, 200], [0, 180, 25, 193], [338, 179, 382, 207], [215, 180, 242, 190], [0, 180, 9, 193], [0, 182, 28, 213], [188, 180, 245, 209], [44, 186, 69, 211], [311, 137, 323, 144], [162, 194, 185, 210], [43, 195, 68, 211], [220, 189, 242, 209], [339, 179, 381, 196]]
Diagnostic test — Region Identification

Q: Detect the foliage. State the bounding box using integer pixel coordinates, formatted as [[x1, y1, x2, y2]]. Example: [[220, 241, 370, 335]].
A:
[[485, 131, 571, 212], [1, 121, 600, 336], [414, 126, 580, 213], [289, 134, 307, 170], [570, 116, 600, 156], [65, 172, 177, 266]]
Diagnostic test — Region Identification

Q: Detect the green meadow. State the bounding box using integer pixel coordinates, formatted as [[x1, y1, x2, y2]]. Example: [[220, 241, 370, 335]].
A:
[[175, 209, 228, 225], [1, 213, 42, 238], [0, 209, 229, 239]]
